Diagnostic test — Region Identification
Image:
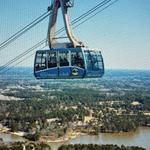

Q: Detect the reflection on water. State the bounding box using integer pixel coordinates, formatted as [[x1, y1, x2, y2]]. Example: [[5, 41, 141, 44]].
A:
[[0, 132, 25, 143], [0, 127, 150, 150], [50, 127, 150, 150]]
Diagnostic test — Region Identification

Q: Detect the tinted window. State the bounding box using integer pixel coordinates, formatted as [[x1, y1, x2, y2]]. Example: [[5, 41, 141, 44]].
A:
[[59, 52, 69, 67], [35, 52, 47, 71], [84, 50, 103, 71], [71, 52, 84, 68], [84, 51, 92, 70], [90, 51, 99, 71], [48, 52, 57, 68]]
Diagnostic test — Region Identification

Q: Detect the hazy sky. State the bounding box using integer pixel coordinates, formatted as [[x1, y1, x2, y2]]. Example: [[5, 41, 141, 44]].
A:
[[0, 0, 150, 70]]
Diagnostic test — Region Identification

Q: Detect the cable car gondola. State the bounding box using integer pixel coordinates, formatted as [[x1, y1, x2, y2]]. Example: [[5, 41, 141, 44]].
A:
[[34, 0, 104, 79], [34, 47, 104, 79]]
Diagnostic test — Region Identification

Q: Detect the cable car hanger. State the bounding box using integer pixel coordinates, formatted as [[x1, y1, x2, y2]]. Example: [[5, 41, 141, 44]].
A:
[[47, 0, 84, 49]]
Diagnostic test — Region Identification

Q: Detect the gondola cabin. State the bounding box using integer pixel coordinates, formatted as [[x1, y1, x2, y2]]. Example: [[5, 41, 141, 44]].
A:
[[34, 47, 104, 79]]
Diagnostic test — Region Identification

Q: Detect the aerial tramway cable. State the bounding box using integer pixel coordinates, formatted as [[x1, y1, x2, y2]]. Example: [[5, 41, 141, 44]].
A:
[[0, 11, 50, 52], [0, 39, 46, 72], [72, 0, 119, 32], [56, 0, 111, 35]]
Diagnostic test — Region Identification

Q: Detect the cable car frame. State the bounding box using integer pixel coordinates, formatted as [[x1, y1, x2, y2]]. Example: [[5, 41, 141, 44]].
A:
[[34, 47, 104, 79]]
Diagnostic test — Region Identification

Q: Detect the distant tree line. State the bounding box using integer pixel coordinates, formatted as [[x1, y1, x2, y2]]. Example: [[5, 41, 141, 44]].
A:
[[0, 141, 51, 150], [58, 144, 145, 150]]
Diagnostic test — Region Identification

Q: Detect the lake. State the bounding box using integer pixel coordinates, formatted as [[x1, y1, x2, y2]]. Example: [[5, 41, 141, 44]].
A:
[[50, 127, 150, 150], [0, 128, 150, 150]]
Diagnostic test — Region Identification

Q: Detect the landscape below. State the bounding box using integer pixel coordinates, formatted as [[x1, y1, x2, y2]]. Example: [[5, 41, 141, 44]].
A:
[[0, 67, 150, 149]]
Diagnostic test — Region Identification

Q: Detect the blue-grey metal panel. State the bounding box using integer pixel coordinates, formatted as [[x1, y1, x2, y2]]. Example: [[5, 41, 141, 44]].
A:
[[35, 68, 58, 79], [59, 67, 71, 77]]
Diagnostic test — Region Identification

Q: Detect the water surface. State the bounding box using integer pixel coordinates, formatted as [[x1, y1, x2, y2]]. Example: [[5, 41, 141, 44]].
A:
[[50, 127, 150, 150], [0, 127, 150, 150]]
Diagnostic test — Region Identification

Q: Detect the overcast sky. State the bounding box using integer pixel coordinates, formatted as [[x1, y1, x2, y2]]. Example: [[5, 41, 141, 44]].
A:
[[0, 0, 150, 70]]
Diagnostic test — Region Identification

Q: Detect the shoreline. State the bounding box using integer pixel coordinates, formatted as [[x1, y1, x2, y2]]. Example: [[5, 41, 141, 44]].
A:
[[40, 132, 82, 143], [0, 126, 150, 143]]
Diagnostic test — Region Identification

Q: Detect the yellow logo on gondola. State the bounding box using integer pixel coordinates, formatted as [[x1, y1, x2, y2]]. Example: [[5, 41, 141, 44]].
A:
[[72, 68, 78, 76]]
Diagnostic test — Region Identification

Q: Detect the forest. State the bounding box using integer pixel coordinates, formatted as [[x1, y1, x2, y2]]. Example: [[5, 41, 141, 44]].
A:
[[58, 144, 145, 150], [0, 86, 150, 135], [0, 143, 145, 150]]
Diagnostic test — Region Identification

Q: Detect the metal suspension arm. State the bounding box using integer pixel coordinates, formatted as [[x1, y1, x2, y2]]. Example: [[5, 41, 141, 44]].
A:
[[48, 0, 84, 48], [48, 0, 60, 48]]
